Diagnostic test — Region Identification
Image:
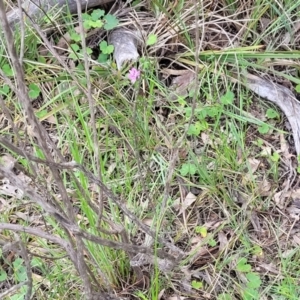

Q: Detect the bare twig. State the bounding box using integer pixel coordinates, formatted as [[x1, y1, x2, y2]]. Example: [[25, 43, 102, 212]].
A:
[[17, 0, 25, 63], [0, 137, 184, 257], [0, 281, 29, 299], [14, 235, 33, 300]]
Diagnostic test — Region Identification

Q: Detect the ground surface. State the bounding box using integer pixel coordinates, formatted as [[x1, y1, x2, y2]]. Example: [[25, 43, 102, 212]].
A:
[[1, 0, 300, 299]]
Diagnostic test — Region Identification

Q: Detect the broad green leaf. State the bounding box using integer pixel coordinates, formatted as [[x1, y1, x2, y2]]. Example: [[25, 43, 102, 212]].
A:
[[258, 123, 269, 134], [99, 41, 114, 54], [98, 53, 108, 63], [103, 14, 119, 30], [243, 287, 259, 300], [16, 265, 27, 282], [2, 64, 13, 76], [266, 108, 279, 119], [251, 245, 263, 256], [89, 20, 104, 28], [82, 13, 90, 21], [70, 32, 81, 42], [28, 83, 40, 99], [271, 151, 280, 162], [220, 90, 234, 105], [69, 44, 80, 59], [206, 106, 221, 117], [180, 163, 197, 176], [80, 47, 93, 55], [0, 269, 7, 282], [246, 272, 262, 289], [187, 121, 208, 136], [70, 44, 80, 52], [36, 109, 48, 119], [187, 123, 201, 136], [0, 85, 10, 96], [91, 9, 105, 21], [236, 258, 251, 272], [83, 20, 92, 30]]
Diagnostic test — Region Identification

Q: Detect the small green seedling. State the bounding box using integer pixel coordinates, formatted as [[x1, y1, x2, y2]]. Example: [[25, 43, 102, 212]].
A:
[[180, 162, 197, 176], [187, 121, 208, 136], [2, 64, 14, 76], [266, 108, 279, 119], [0, 84, 10, 96], [191, 280, 203, 290], [68, 9, 118, 62], [13, 258, 27, 282], [220, 90, 234, 105], [81, 9, 119, 30], [69, 44, 92, 60], [258, 123, 270, 134], [270, 151, 280, 162], [103, 14, 119, 30], [195, 226, 207, 237], [208, 238, 217, 247], [236, 257, 251, 272], [82, 9, 105, 29], [70, 32, 81, 42], [146, 33, 157, 46], [0, 268, 7, 282], [235, 256, 262, 300], [246, 272, 262, 289], [99, 41, 114, 55], [28, 83, 40, 99]]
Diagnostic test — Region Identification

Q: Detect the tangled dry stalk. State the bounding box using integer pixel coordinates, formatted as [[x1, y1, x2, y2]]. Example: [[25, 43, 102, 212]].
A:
[[0, 1, 183, 298]]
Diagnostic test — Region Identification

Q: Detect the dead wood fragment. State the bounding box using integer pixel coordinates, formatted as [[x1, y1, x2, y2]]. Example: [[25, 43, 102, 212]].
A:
[[6, 0, 114, 28], [238, 73, 300, 157], [108, 28, 141, 69]]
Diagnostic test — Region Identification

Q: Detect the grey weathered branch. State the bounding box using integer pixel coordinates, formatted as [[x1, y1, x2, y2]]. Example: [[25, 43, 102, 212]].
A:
[[242, 73, 300, 156], [6, 0, 114, 28]]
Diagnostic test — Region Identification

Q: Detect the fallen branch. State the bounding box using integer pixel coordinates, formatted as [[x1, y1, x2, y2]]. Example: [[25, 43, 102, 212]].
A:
[[7, 0, 114, 28], [242, 73, 300, 156]]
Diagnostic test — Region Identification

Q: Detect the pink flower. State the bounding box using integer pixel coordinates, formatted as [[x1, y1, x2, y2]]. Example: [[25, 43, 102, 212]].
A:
[[128, 67, 140, 84]]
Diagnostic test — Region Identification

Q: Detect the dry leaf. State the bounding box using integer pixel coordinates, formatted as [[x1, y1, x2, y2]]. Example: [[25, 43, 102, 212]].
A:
[[259, 262, 283, 278], [273, 190, 287, 209], [218, 231, 229, 251], [158, 289, 165, 300], [260, 146, 272, 157], [279, 133, 291, 158], [248, 158, 261, 174], [169, 70, 196, 100], [258, 178, 271, 196], [173, 192, 197, 215], [292, 233, 300, 245], [287, 203, 300, 220], [0, 154, 15, 172]]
